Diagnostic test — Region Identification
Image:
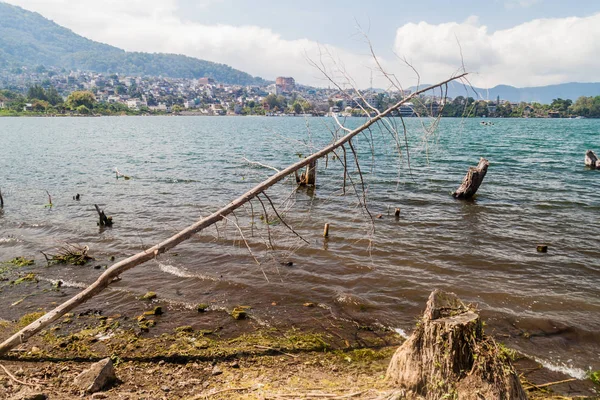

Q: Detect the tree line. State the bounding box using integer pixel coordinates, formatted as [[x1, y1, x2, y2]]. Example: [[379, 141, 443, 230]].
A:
[[434, 96, 600, 118], [0, 85, 142, 116]]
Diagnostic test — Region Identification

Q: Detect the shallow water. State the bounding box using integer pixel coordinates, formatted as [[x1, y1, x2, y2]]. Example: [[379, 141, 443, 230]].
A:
[[0, 116, 599, 377]]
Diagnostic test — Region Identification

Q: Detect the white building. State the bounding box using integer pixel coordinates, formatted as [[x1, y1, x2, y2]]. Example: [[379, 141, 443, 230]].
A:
[[126, 99, 146, 110]]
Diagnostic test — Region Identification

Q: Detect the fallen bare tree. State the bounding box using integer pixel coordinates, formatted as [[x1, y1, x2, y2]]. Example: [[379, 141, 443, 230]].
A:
[[0, 72, 468, 355], [386, 290, 526, 399], [452, 157, 489, 199]]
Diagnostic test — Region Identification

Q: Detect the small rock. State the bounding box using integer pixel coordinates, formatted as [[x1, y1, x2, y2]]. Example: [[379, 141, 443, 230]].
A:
[[140, 292, 157, 300], [230, 361, 240, 369], [230, 307, 247, 320], [196, 303, 209, 313], [161, 386, 170, 392], [376, 214, 383, 219], [211, 366, 222, 376], [143, 306, 163, 316], [74, 358, 116, 394], [158, 360, 165, 366], [9, 391, 47, 400], [303, 302, 315, 307], [30, 346, 40, 353], [175, 326, 193, 334]]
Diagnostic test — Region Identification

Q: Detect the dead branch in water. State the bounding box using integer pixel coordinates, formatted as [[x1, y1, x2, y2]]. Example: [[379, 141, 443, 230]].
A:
[[0, 73, 467, 355], [95, 204, 113, 227], [45, 190, 52, 208], [40, 244, 92, 266], [452, 157, 489, 199]]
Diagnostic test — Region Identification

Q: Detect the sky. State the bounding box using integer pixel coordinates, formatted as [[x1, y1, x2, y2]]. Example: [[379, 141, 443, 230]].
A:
[[4, 0, 600, 89]]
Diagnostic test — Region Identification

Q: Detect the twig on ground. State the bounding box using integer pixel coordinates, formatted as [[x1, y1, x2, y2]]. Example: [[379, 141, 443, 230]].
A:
[[253, 345, 299, 358], [0, 363, 37, 387], [524, 378, 577, 390]]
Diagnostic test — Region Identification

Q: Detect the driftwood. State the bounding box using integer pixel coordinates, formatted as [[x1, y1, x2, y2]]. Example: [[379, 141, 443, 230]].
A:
[[452, 157, 489, 199], [387, 290, 526, 399], [0, 73, 468, 356], [94, 204, 113, 227], [585, 150, 600, 169]]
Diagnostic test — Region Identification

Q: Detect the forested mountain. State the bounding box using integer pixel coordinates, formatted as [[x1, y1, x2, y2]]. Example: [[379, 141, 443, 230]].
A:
[[0, 2, 266, 85], [411, 80, 600, 105]]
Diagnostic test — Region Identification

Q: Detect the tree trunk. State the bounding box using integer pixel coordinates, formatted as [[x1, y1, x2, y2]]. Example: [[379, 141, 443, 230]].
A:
[[452, 158, 489, 199], [585, 150, 599, 169], [0, 73, 468, 356], [386, 290, 526, 400], [306, 159, 317, 185], [295, 159, 317, 186]]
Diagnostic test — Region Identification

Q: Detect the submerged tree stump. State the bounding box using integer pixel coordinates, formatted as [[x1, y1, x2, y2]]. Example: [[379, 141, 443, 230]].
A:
[[94, 204, 113, 227], [295, 159, 317, 186], [386, 290, 526, 400], [585, 150, 600, 169], [452, 158, 489, 199]]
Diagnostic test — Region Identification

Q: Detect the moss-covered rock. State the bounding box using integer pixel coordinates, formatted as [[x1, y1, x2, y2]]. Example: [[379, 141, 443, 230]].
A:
[[140, 292, 157, 301]]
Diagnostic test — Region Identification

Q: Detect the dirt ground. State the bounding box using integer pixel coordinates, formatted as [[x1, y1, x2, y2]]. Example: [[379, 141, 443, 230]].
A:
[[0, 311, 598, 400]]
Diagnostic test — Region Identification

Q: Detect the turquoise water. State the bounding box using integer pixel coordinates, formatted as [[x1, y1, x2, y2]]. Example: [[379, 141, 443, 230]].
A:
[[0, 116, 599, 376]]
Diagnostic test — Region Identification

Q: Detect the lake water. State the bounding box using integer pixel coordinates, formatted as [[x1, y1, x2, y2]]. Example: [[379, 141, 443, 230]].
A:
[[0, 116, 599, 377]]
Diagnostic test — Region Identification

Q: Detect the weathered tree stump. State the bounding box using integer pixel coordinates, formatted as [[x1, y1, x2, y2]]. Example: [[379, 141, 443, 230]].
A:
[[386, 290, 526, 400], [295, 159, 317, 186], [452, 158, 489, 199], [585, 150, 600, 169], [94, 204, 113, 227]]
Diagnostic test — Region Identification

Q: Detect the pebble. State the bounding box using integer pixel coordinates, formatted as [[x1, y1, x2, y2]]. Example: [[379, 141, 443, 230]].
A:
[[161, 386, 170, 392], [211, 366, 222, 376]]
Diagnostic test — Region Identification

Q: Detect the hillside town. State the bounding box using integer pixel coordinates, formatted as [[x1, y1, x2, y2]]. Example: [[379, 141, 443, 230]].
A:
[[0, 66, 595, 118]]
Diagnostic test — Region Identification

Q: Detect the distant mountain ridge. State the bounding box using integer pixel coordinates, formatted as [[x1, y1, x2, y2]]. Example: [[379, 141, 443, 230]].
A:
[[410, 81, 600, 104], [0, 2, 266, 85]]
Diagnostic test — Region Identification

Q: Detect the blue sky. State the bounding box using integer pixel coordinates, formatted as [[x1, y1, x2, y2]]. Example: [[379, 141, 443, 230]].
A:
[[4, 0, 600, 88]]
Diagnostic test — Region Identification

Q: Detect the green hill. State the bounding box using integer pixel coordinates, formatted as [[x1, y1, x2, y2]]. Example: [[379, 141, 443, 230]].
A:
[[0, 2, 266, 85]]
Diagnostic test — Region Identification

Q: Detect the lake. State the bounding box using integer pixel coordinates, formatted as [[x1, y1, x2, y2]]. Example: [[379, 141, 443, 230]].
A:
[[0, 116, 599, 377]]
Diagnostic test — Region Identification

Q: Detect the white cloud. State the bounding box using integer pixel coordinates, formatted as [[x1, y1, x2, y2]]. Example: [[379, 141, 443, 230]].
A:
[[3, 0, 384, 88], [394, 13, 600, 88], [4, 0, 600, 89]]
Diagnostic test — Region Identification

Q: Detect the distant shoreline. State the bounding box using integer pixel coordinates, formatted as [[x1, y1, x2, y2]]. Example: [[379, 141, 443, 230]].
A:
[[0, 113, 593, 119]]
